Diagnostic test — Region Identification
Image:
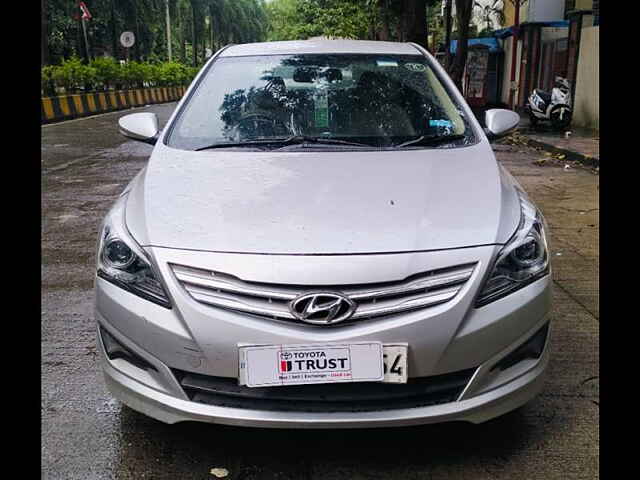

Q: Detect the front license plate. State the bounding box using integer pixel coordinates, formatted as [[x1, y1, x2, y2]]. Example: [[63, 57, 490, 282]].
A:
[[238, 342, 408, 387]]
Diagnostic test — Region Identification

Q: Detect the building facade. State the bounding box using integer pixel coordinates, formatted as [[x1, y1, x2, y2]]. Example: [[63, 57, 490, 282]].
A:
[[494, 0, 598, 129]]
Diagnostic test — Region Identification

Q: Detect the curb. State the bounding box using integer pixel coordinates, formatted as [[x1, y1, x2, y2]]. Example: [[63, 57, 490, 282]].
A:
[[521, 135, 599, 169], [41, 86, 187, 125]]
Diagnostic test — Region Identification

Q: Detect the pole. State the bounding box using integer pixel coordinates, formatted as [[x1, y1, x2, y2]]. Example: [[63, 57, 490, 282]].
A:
[[166, 0, 172, 61], [81, 17, 91, 62], [508, 0, 520, 109]]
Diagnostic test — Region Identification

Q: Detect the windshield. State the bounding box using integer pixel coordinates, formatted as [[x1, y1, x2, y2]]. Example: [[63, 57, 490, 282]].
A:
[[166, 53, 476, 150]]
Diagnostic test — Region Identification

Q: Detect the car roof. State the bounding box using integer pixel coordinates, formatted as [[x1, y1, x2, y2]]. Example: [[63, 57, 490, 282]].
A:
[[219, 40, 422, 57]]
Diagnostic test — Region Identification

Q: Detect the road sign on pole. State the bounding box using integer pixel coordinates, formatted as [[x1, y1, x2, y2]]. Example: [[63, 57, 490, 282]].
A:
[[79, 2, 92, 20], [120, 31, 135, 49], [79, 2, 92, 62], [120, 31, 135, 63]]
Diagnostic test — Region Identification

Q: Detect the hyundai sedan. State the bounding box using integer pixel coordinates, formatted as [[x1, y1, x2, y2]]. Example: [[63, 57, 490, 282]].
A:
[[95, 39, 551, 428]]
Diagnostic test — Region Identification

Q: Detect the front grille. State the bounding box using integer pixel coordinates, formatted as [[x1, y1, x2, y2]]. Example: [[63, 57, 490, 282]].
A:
[[173, 368, 476, 412], [171, 263, 476, 324]]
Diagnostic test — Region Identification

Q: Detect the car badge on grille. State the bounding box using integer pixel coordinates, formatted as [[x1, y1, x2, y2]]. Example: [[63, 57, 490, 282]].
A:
[[289, 292, 356, 325]]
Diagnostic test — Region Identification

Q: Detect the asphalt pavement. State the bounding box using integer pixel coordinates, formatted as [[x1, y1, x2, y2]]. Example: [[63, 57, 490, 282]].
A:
[[42, 103, 599, 479]]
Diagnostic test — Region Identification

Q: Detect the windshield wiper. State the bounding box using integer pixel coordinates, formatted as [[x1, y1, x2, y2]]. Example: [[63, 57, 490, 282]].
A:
[[273, 135, 371, 149], [195, 135, 370, 151], [195, 139, 286, 151], [395, 134, 466, 148]]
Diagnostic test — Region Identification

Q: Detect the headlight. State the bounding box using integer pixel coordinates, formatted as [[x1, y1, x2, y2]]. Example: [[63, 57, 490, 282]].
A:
[[476, 192, 550, 307], [96, 195, 172, 308]]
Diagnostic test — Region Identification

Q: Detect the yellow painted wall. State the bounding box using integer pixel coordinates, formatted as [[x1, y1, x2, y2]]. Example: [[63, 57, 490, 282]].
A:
[[503, 1, 528, 27], [575, 0, 593, 10]]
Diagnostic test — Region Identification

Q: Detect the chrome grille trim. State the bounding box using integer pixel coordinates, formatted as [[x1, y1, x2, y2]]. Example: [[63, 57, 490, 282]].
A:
[[173, 266, 298, 301], [172, 263, 476, 323], [351, 287, 461, 319], [345, 267, 474, 300]]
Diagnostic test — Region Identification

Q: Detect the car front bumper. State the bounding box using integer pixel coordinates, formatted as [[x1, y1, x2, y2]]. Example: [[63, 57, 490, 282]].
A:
[[97, 310, 551, 428], [100, 332, 549, 428], [95, 245, 552, 428]]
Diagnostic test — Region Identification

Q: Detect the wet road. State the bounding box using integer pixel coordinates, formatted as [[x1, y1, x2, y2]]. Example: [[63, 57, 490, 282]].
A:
[[42, 104, 599, 479]]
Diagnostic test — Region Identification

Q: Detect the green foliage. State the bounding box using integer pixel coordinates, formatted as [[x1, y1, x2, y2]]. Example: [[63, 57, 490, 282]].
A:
[[266, 0, 375, 41], [265, 0, 442, 46], [121, 61, 148, 88], [90, 57, 121, 90], [49, 56, 97, 92], [156, 61, 190, 86], [42, 57, 196, 94], [44, 0, 270, 66], [41, 65, 57, 96]]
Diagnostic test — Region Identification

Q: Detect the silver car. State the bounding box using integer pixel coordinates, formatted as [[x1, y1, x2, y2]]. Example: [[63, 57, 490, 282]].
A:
[[95, 40, 551, 428]]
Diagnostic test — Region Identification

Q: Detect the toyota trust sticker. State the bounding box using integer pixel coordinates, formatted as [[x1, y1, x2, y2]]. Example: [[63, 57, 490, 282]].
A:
[[238, 342, 384, 387]]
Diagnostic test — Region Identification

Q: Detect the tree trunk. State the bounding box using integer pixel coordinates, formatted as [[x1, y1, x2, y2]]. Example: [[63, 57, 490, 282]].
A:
[[41, 0, 49, 65], [403, 0, 428, 48], [450, 0, 473, 90], [444, 0, 452, 70], [210, 6, 215, 53], [133, 2, 141, 61], [110, 0, 118, 59], [178, 2, 186, 62], [381, 13, 391, 41], [192, 1, 197, 66], [425, 10, 430, 51]]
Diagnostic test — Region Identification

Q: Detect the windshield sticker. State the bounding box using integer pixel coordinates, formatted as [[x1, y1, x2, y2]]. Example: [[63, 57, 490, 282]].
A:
[[429, 119, 453, 129], [314, 88, 329, 128], [404, 63, 426, 72], [376, 60, 398, 67]]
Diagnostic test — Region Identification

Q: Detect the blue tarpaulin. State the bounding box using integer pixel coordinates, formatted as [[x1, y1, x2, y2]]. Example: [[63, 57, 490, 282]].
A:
[[449, 37, 501, 54]]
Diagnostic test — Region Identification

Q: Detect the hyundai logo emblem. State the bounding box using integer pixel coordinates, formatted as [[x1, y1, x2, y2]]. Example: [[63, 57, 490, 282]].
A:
[[289, 292, 356, 325]]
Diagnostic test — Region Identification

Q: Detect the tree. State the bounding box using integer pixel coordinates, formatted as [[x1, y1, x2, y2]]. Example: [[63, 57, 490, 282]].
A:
[[474, 0, 505, 35], [444, 0, 453, 68], [449, 0, 473, 89], [42, 0, 49, 66], [404, 0, 428, 48], [266, 0, 442, 45], [43, 0, 269, 66]]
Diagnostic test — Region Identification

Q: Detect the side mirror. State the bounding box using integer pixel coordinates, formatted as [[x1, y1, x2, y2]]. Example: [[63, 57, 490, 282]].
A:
[[484, 109, 520, 141], [118, 112, 159, 145]]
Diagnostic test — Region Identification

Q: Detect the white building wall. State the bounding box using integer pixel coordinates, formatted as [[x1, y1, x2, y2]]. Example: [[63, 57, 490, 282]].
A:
[[500, 37, 513, 105], [527, 0, 566, 22], [573, 26, 599, 129], [499, 36, 523, 107]]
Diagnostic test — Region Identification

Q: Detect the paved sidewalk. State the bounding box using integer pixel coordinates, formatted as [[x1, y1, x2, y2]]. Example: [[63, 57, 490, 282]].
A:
[[518, 117, 599, 168]]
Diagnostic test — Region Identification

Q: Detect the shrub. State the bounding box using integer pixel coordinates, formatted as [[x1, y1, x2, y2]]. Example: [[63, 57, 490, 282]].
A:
[[121, 61, 148, 89], [42, 57, 197, 94], [90, 57, 120, 90], [41, 65, 57, 96], [50, 57, 98, 93], [157, 61, 189, 86]]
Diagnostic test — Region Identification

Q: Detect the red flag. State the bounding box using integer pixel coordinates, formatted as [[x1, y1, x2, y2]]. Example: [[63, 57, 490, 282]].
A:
[[79, 2, 92, 20]]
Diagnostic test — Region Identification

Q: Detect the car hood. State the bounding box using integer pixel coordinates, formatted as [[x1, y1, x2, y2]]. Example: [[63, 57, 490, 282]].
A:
[[125, 141, 521, 254]]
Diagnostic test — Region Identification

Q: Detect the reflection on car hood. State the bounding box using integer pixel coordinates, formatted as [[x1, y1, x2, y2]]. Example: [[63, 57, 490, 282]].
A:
[[125, 142, 520, 254]]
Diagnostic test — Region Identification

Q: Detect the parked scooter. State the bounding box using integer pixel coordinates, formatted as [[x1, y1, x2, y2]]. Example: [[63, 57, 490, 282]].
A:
[[525, 76, 572, 130]]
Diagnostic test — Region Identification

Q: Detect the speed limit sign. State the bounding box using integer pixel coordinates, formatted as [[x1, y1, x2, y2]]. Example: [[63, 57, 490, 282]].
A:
[[120, 31, 135, 48]]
